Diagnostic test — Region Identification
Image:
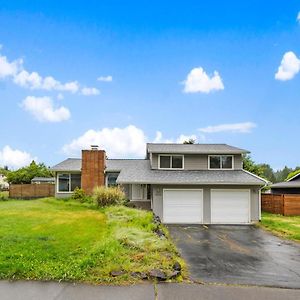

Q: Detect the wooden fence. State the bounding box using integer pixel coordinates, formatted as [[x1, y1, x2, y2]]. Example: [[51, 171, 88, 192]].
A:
[[261, 194, 300, 216], [9, 184, 55, 199]]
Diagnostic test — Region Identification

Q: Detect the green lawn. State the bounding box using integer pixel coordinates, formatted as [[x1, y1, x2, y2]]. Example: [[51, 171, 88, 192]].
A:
[[259, 212, 300, 242], [0, 198, 185, 284]]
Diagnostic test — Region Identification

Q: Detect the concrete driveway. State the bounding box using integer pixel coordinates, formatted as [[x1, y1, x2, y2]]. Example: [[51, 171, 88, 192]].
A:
[[168, 225, 300, 289]]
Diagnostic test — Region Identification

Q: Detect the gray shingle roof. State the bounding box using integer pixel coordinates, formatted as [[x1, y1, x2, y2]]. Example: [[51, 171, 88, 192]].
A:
[[116, 160, 266, 185], [146, 143, 249, 154], [271, 181, 300, 189], [50, 158, 81, 172], [31, 177, 55, 183], [50, 158, 144, 172], [51, 157, 265, 186]]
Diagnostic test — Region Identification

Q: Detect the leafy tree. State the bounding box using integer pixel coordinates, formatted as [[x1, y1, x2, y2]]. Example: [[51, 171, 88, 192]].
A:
[[274, 166, 293, 183], [286, 169, 300, 181], [6, 161, 53, 184], [242, 154, 264, 178], [259, 163, 276, 183], [0, 166, 10, 176], [183, 139, 196, 144]]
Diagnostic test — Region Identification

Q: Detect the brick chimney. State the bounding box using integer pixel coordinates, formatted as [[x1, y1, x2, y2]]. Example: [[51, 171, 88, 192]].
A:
[[81, 146, 106, 195]]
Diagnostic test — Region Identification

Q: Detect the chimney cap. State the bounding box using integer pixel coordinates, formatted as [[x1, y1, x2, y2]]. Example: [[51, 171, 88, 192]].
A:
[[90, 145, 99, 150]]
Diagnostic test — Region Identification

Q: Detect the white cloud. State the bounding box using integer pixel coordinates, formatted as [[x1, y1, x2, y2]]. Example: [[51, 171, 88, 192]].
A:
[[97, 75, 112, 82], [0, 145, 35, 169], [62, 126, 204, 158], [13, 70, 80, 93], [182, 67, 224, 93], [0, 50, 97, 95], [62, 125, 147, 158], [81, 87, 100, 96], [21, 96, 71, 123], [297, 12, 300, 23], [199, 122, 256, 133], [57, 93, 64, 100], [275, 51, 300, 81], [0, 54, 22, 79]]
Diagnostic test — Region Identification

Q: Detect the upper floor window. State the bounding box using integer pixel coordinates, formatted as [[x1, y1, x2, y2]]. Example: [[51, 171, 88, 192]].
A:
[[158, 155, 184, 169], [209, 155, 233, 169]]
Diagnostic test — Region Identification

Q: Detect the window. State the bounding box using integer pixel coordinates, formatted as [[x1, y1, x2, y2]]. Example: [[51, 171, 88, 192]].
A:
[[159, 155, 184, 169], [58, 173, 81, 192], [209, 156, 233, 169], [106, 173, 119, 187]]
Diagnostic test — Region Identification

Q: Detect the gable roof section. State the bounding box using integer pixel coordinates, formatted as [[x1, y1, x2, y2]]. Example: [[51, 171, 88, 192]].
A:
[[146, 143, 249, 154], [287, 172, 300, 182]]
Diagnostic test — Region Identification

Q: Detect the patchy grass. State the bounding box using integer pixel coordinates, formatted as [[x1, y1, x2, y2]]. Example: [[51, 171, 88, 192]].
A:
[[259, 212, 300, 242], [0, 198, 185, 284]]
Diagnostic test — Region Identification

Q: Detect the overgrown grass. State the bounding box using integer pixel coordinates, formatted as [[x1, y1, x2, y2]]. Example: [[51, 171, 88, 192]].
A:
[[259, 212, 300, 242], [0, 191, 9, 200], [0, 198, 185, 284]]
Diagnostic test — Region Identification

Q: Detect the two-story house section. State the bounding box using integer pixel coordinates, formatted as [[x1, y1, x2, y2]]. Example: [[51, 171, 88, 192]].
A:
[[51, 143, 267, 225]]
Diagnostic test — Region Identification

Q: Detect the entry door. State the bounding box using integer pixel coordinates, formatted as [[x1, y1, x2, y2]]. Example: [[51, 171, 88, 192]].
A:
[[163, 189, 203, 224], [211, 189, 250, 224]]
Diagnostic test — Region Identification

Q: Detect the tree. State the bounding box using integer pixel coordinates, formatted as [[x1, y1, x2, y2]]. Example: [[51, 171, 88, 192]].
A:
[[286, 169, 300, 181], [242, 154, 264, 178], [274, 166, 293, 183], [183, 139, 196, 144], [6, 161, 53, 184], [259, 163, 276, 183]]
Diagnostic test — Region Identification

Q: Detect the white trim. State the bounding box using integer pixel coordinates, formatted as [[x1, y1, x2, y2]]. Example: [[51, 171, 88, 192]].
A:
[[210, 188, 251, 224], [208, 155, 234, 170], [56, 172, 81, 194], [163, 188, 203, 224], [287, 172, 300, 182], [158, 154, 184, 170], [258, 189, 261, 221]]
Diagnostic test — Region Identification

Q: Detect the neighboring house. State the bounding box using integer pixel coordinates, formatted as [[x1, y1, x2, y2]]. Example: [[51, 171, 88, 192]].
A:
[[51, 143, 267, 225], [270, 172, 300, 194], [0, 174, 9, 190], [31, 177, 55, 184]]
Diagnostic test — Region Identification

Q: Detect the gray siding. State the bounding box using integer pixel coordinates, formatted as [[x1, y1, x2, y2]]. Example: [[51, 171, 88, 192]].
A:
[[152, 184, 260, 224], [151, 154, 243, 170]]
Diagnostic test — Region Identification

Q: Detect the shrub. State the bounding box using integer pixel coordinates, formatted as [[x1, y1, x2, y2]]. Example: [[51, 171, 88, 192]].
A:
[[71, 187, 91, 203], [0, 191, 9, 201], [93, 186, 126, 207]]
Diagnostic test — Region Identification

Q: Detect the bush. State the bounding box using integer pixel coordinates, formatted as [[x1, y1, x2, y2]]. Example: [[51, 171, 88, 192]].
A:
[[71, 187, 90, 203], [93, 186, 126, 207], [0, 191, 9, 201]]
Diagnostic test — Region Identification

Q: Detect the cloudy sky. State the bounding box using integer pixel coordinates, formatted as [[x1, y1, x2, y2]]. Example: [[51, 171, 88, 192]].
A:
[[0, 1, 299, 169]]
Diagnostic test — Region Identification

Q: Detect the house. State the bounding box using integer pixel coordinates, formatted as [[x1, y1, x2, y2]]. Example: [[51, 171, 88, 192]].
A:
[[270, 172, 300, 194], [0, 174, 9, 190], [31, 177, 55, 184], [51, 143, 267, 224]]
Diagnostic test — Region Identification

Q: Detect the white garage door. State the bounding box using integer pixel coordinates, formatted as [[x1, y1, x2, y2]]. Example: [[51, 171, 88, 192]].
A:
[[211, 189, 250, 224], [163, 189, 203, 224]]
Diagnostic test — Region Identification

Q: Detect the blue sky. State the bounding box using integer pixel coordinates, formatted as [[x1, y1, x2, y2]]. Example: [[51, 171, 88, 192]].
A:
[[0, 1, 299, 169]]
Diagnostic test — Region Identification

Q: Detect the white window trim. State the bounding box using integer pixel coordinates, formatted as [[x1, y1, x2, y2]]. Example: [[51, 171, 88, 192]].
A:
[[57, 172, 81, 194], [208, 155, 234, 170], [158, 154, 184, 170]]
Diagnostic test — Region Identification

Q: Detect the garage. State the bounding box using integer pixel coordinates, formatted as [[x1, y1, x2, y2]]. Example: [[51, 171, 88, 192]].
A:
[[163, 189, 203, 224], [211, 189, 250, 224]]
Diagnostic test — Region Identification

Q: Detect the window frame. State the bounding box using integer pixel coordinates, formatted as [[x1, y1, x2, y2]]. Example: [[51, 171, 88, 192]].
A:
[[57, 172, 81, 193], [158, 154, 184, 170], [208, 155, 234, 170]]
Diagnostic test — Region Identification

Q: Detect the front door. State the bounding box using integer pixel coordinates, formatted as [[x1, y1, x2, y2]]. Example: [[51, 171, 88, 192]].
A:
[[132, 184, 143, 200]]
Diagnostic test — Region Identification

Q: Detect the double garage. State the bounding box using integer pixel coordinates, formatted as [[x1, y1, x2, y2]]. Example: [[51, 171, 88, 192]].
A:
[[162, 188, 253, 224]]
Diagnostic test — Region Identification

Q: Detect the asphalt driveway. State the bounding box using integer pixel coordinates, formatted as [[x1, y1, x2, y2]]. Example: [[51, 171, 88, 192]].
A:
[[168, 225, 300, 288]]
